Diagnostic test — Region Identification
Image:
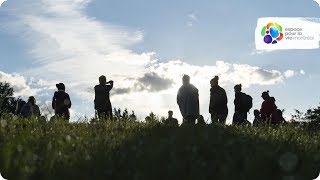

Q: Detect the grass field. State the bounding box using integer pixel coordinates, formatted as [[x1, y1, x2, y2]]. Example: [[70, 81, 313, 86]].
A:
[[0, 115, 319, 180]]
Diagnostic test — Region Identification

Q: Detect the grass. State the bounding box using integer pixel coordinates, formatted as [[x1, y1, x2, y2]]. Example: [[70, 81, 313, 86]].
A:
[[0, 114, 319, 180]]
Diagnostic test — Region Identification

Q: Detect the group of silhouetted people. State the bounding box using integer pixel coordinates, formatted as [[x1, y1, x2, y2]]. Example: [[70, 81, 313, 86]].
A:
[[14, 75, 113, 122], [13, 74, 285, 125], [177, 74, 285, 126]]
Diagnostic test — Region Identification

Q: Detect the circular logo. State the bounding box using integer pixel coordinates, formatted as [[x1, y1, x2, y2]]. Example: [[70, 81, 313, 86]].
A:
[[261, 22, 283, 44]]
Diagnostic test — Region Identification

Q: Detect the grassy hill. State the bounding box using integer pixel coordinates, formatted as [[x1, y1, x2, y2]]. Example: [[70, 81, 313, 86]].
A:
[[0, 115, 319, 180]]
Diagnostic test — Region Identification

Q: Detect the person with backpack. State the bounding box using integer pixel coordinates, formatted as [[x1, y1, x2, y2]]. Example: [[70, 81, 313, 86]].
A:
[[94, 75, 113, 120], [21, 96, 40, 118], [209, 76, 228, 124], [177, 75, 200, 125], [232, 84, 252, 125], [260, 91, 280, 125], [52, 83, 72, 121]]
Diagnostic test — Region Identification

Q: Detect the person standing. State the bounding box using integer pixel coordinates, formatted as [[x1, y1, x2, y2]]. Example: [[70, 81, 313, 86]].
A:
[[232, 84, 252, 125], [164, 110, 179, 126], [94, 75, 113, 120], [21, 96, 40, 118], [52, 83, 72, 121], [260, 90, 279, 125], [209, 76, 228, 124], [177, 75, 199, 125]]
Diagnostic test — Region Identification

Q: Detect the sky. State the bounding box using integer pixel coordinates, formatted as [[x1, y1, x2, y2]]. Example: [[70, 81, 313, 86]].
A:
[[0, 0, 319, 123]]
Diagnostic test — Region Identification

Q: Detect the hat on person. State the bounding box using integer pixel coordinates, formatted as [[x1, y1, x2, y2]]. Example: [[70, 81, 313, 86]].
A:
[[261, 90, 269, 97], [56, 83, 65, 90]]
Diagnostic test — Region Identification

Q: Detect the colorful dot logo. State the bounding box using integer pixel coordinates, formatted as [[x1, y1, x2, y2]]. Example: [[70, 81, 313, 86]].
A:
[[261, 22, 283, 44]]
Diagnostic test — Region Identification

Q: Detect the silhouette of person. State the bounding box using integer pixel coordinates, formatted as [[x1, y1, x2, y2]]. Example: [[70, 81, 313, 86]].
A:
[[253, 109, 263, 126], [260, 91, 279, 125], [129, 111, 137, 121], [164, 110, 179, 126], [145, 116, 152, 123], [15, 99, 26, 116], [177, 75, 200, 125], [52, 83, 72, 121], [209, 76, 228, 124], [94, 75, 113, 121], [232, 84, 248, 125], [21, 96, 40, 118]]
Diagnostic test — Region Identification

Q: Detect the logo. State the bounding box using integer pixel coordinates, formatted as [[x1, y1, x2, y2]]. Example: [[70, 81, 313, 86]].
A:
[[0, 0, 7, 7], [0, 173, 7, 180], [314, 0, 320, 7], [261, 22, 283, 44], [313, 172, 320, 180]]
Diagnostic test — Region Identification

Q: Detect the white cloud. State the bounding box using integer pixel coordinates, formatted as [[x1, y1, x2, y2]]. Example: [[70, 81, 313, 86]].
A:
[[300, 69, 306, 75], [1, 0, 301, 122], [251, 48, 278, 55], [0, 71, 38, 97], [187, 13, 199, 27], [284, 70, 295, 78]]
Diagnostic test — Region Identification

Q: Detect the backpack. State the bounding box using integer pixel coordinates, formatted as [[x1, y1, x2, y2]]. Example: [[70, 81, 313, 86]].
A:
[[241, 93, 253, 112]]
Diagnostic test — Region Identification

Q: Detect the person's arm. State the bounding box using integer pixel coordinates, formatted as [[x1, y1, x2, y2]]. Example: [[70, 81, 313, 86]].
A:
[[52, 93, 56, 109], [260, 101, 267, 118], [177, 88, 182, 107], [35, 105, 41, 117], [196, 89, 200, 116], [209, 89, 213, 113], [66, 94, 71, 108], [107, 81, 114, 90], [93, 86, 96, 109], [234, 93, 241, 111], [224, 89, 228, 104]]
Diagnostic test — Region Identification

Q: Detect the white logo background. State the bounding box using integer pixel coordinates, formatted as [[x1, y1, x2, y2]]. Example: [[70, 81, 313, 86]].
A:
[[255, 17, 320, 50], [0, 0, 7, 7]]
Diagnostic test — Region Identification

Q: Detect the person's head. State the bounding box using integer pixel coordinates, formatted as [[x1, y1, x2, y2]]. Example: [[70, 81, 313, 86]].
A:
[[254, 109, 260, 117], [168, 110, 173, 117], [28, 96, 36, 105], [182, 75, 190, 85], [261, 90, 270, 100], [56, 83, 65, 91], [145, 116, 151, 122], [99, 75, 107, 85], [210, 76, 219, 87], [234, 84, 242, 93]]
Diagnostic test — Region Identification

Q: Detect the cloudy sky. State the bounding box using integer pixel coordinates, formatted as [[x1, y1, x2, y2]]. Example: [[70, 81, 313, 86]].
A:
[[0, 0, 319, 123]]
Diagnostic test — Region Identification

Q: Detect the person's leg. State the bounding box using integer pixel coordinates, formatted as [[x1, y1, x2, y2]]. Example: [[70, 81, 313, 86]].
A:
[[190, 116, 196, 125], [211, 112, 218, 124], [61, 111, 70, 122], [182, 115, 195, 125], [242, 112, 248, 124], [106, 109, 113, 121], [97, 111, 106, 121], [184, 116, 192, 125], [232, 112, 239, 125], [219, 110, 228, 124]]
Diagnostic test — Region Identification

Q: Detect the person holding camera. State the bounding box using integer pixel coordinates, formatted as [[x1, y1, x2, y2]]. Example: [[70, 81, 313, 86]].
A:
[[94, 75, 113, 120]]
